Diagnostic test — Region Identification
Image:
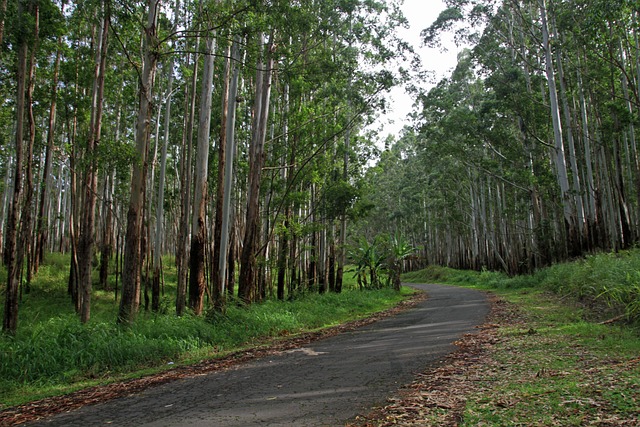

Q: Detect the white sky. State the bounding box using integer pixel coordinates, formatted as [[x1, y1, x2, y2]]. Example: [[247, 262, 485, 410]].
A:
[[376, 0, 461, 136]]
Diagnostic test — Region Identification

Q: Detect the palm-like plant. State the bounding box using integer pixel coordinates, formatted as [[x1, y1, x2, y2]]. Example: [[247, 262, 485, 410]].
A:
[[386, 234, 416, 291]]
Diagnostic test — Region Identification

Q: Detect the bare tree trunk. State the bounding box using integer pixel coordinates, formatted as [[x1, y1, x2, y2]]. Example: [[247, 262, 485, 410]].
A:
[[335, 120, 349, 293], [100, 170, 115, 289], [79, 5, 109, 323], [20, 6, 39, 296], [35, 20, 64, 272], [215, 36, 241, 309], [67, 77, 80, 312], [189, 34, 216, 315], [540, 0, 573, 253], [176, 37, 199, 316], [119, 0, 159, 325], [153, 66, 174, 313], [2, 8, 29, 334], [239, 33, 275, 303]]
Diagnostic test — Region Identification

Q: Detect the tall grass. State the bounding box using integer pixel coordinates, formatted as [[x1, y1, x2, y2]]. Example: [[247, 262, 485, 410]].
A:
[[403, 248, 640, 323], [0, 254, 405, 407]]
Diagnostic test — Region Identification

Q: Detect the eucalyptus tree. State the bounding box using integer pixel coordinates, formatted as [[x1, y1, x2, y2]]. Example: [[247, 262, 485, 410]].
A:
[[2, 0, 32, 335], [238, 30, 276, 303], [188, 8, 216, 315], [2, 0, 64, 334], [35, 0, 67, 273], [77, 0, 110, 323], [119, 0, 162, 325]]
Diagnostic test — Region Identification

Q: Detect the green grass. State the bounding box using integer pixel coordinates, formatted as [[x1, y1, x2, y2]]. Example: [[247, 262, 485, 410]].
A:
[[0, 255, 407, 408], [461, 289, 640, 426], [402, 250, 640, 425]]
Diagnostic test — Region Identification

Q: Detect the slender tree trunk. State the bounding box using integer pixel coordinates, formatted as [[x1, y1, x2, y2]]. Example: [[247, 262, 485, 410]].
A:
[[119, 0, 159, 325], [176, 42, 199, 316], [79, 5, 109, 323], [216, 36, 241, 309], [189, 34, 216, 315], [2, 8, 29, 334], [20, 5, 39, 296], [335, 120, 349, 293], [67, 78, 80, 312], [153, 67, 174, 313], [35, 23, 64, 272], [539, 0, 573, 251], [239, 33, 275, 303], [100, 170, 115, 289]]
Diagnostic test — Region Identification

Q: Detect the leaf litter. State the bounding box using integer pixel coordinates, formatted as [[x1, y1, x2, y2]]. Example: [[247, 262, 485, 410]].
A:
[[347, 294, 639, 426]]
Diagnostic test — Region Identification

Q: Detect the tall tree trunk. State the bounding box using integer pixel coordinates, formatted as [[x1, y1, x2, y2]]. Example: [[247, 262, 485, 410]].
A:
[[100, 170, 115, 289], [19, 5, 39, 296], [189, 34, 216, 315], [67, 74, 80, 312], [2, 4, 29, 334], [176, 39, 199, 316], [79, 5, 109, 323], [539, 0, 573, 252], [335, 121, 349, 293], [153, 64, 175, 313], [215, 36, 241, 310], [119, 0, 160, 325], [99, 102, 121, 290], [35, 20, 64, 272], [238, 33, 275, 303]]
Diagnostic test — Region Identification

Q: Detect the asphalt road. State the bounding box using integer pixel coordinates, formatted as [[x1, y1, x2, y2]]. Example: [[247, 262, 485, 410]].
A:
[[28, 283, 489, 427]]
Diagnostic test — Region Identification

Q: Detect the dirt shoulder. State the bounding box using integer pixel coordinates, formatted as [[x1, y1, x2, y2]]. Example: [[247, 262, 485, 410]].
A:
[[347, 293, 514, 426]]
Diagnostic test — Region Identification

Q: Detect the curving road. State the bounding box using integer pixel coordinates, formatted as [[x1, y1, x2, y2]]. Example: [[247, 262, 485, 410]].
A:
[[28, 284, 489, 427]]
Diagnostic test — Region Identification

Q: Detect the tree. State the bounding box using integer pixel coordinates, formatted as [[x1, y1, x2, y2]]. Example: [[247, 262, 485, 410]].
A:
[[119, 0, 160, 325], [238, 32, 275, 304], [3, 0, 32, 335], [78, 0, 109, 323], [189, 30, 216, 315]]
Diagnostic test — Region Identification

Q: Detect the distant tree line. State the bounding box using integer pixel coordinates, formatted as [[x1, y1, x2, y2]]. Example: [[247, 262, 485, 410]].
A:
[[358, 0, 640, 276]]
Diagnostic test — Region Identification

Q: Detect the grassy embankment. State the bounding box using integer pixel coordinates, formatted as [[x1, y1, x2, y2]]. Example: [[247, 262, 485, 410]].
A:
[[402, 249, 640, 425], [0, 253, 410, 408]]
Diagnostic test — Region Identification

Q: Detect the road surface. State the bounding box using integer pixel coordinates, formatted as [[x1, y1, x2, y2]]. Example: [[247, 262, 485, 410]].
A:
[[28, 284, 489, 426]]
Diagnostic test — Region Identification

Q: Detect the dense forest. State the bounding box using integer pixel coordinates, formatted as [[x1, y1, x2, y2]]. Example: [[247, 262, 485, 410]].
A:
[[2, 0, 640, 336], [361, 0, 640, 275], [0, 0, 414, 334]]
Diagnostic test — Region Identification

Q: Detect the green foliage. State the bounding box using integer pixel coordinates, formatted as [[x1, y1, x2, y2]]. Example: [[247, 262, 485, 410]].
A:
[[460, 289, 640, 426], [349, 233, 415, 290], [349, 235, 388, 289]]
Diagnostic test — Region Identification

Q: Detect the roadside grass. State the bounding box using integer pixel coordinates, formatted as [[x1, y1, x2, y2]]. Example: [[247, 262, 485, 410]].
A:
[[0, 256, 407, 408], [402, 250, 640, 426], [461, 289, 640, 426]]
